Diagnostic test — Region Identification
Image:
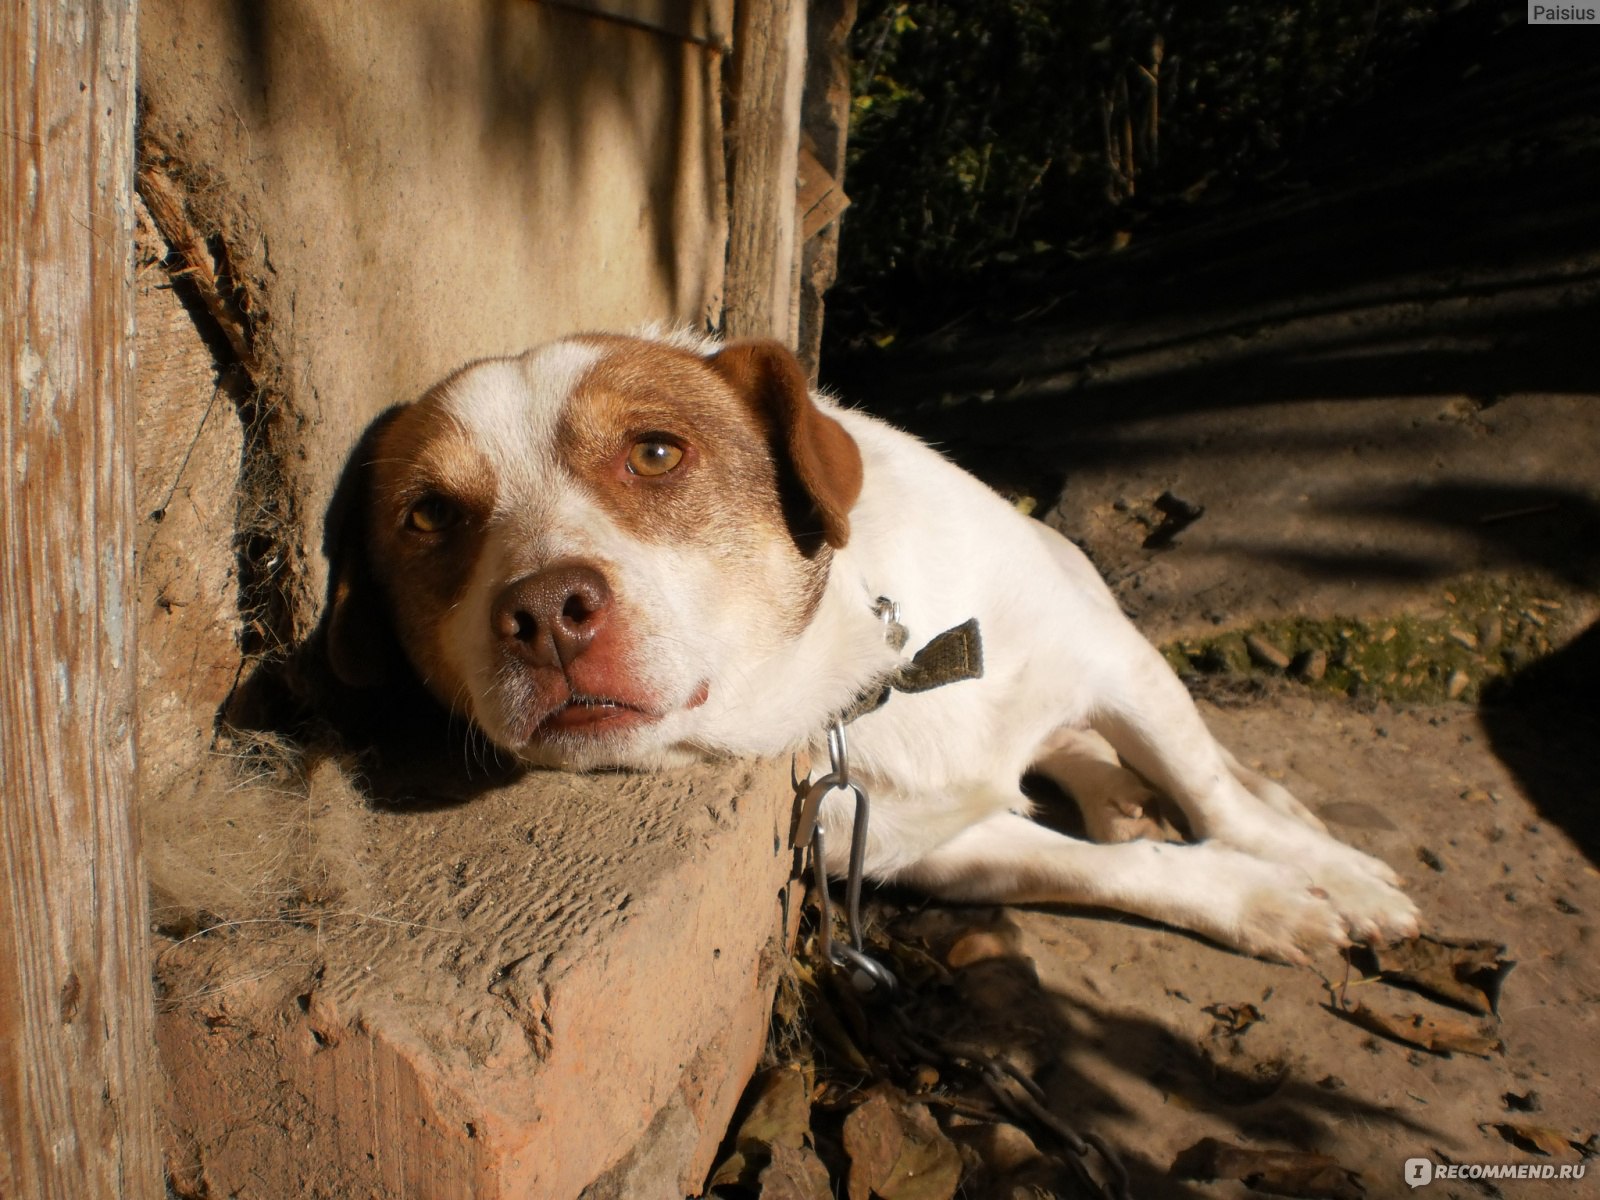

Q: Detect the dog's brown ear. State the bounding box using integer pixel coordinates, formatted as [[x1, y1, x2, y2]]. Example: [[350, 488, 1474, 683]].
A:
[[710, 338, 863, 550], [321, 413, 404, 687], [325, 567, 392, 688]]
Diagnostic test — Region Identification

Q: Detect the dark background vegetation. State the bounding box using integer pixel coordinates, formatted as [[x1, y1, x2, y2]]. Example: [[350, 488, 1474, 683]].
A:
[[825, 0, 1518, 356]]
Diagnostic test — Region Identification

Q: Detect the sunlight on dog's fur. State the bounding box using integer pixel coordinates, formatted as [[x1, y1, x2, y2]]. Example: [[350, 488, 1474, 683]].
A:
[[329, 330, 1420, 964]]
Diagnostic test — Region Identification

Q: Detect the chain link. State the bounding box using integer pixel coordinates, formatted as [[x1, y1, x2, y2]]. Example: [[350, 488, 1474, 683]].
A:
[[799, 720, 898, 995], [883, 1006, 1132, 1200]]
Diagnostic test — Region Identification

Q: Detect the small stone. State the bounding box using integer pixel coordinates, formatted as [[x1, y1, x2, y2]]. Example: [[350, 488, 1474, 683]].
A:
[[1292, 648, 1328, 681], [945, 931, 1014, 969], [1448, 628, 1479, 650], [1447, 670, 1471, 700], [1477, 615, 1503, 652], [965, 1122, 1042, 1173], [1245, 634, 1291, 671], [1461, 788, 1492, 803]]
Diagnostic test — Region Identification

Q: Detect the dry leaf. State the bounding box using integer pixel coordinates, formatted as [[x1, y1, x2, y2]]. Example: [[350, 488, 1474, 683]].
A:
[[756, 1142, 833, 1200], [1172, 1137, 1364, 1199], [1341, 1002, 1502, 1057], [1339, 1002, 1502, 1057], [709, 1067, 816, 1190], [740, 1066, 815, 1151], [1482, 1121, 1582, 1158], [843, 1092, 901, 1200], [1204, 1001, 1264, 1036], [842, 1088, 962, 1200], [1364, 935, 1514, 1014], [1317, 801, 1397, 831]]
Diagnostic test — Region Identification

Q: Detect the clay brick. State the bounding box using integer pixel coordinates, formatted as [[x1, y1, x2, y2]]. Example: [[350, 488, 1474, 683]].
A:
[[157, 758, 797, 1198]]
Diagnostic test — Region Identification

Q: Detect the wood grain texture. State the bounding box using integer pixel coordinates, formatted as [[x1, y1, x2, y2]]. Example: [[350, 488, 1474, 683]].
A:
[[795, 0, 855, 379], [0, 2, 161, 1198], [723, 0, 808, 343]]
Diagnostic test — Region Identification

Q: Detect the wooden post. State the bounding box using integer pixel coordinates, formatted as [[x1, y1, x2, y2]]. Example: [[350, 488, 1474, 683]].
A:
[[1, 3, 161, 1199], [723, 0, 808, 344], [794, 0, 857, 380]]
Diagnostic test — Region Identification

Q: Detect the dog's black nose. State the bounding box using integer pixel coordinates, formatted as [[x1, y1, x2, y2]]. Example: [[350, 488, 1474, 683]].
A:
[[492, 563, 612, 669]]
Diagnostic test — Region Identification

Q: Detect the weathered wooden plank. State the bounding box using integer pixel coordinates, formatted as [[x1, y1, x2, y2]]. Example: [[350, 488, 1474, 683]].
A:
[[0, 2, 161, 1198], [795, 0, 856, 379], [723, 0, 808, 344]]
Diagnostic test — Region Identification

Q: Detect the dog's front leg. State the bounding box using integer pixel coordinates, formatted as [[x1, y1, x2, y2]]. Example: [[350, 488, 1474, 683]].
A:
[[1030, 726, 1177, 843], [1082, 638, 1419, 945], [891, 812, 1348, 964]]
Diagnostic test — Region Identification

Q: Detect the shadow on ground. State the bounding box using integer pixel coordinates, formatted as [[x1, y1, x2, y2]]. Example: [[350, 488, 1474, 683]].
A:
[[1481, 617, 1600, 866]]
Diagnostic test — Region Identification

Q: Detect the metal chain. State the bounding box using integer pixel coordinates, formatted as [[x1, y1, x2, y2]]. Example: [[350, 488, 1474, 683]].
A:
[[792, 595, 1127, 1196]]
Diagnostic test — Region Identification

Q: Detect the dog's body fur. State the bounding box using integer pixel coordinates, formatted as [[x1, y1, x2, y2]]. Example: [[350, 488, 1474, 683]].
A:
[[332, 331, 1419, 963]]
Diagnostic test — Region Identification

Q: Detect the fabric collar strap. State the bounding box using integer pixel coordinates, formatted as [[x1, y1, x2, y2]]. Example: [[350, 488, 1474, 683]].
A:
[[839, 617, 984, 725]]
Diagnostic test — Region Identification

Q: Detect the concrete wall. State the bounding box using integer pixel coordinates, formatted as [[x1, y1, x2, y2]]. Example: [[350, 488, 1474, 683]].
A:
[[138, 0, 728, 625]]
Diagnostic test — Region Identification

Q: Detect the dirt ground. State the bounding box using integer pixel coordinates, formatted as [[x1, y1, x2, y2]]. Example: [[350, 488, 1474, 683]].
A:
[[792, 29, 1600, 1199], [787, 403, 1600, 1200], [840, 675, 1598, 1199]]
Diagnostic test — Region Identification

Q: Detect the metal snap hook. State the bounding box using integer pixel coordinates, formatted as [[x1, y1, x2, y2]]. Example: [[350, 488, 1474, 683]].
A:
[[806, 772, 898, 996]]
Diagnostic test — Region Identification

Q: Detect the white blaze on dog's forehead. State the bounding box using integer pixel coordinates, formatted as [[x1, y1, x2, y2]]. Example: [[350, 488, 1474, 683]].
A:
[[433, 340, 604, 509]]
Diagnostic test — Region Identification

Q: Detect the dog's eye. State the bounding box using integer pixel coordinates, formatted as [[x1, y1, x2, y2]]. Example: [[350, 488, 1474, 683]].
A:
[[405, 495, 458, 533], [626, 439, 685, 478]]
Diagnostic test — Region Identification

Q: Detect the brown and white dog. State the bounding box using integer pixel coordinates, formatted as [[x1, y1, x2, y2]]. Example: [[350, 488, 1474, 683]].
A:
[[328, 330, 1419, 963]]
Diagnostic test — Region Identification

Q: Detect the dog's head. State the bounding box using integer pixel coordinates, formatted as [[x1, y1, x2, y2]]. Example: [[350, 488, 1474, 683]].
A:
[[326, 334, 863, 767]]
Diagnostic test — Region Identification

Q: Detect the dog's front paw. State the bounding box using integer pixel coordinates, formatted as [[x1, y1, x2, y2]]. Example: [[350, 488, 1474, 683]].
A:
[[1223, 869, 1351, 965], [1177, 846, 1348, 964], [1212, 813, 1414, 932], [1304, 855, 1421, 946]]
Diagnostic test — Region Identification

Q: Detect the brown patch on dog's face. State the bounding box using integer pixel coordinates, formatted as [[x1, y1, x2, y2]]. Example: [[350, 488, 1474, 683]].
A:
[[560, 336, 833, 632], [363, 388, 497, 699]]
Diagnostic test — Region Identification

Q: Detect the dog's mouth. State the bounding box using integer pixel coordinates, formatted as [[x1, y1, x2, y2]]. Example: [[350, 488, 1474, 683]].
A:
[[531, 680, 709, 739], [537, 694, 658, 736]]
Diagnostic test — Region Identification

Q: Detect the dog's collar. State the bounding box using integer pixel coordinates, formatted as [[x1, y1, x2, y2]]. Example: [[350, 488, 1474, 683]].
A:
[[837, 597, 984, 725]]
